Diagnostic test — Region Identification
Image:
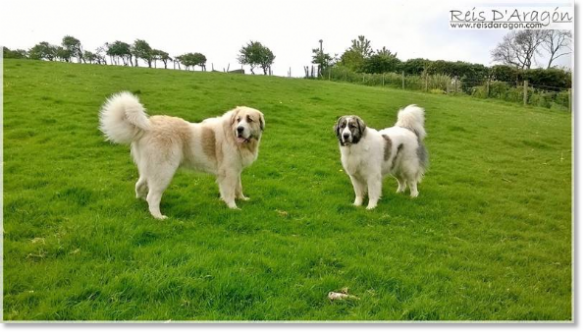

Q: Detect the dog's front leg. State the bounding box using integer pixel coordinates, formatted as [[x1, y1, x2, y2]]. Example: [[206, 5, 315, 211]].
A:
[[366, 174, 382, 210], [218, 170, 239, 209], [349, 175, 366, 206], [235, 173, 250, 201]]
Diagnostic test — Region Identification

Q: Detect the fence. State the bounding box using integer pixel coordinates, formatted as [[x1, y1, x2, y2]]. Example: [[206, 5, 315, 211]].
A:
[[304, 66, 572, 112]]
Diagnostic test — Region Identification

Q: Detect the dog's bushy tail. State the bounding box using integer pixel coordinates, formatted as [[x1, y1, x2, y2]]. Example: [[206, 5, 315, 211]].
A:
[[395, 104, 426, 141], [396, 105, 428, 177], [99, 92, 150, 144]]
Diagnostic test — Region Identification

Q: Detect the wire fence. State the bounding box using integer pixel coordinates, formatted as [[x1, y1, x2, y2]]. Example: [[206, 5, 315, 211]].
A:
[[303, 66, 572, 112]]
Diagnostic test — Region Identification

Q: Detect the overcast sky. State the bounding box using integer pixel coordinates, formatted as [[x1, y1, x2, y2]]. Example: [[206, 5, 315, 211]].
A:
[[1, 0, 573, 76]]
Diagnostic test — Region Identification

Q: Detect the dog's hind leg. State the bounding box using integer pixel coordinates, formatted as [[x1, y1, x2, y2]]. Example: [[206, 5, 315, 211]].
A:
[[350, 175, 366, 206], [407, 177, 419, 198], [146, 163, 178, 220], [135, 176, 148, 200], [396, 177, 407, 193], [366, 174, 382, 210]]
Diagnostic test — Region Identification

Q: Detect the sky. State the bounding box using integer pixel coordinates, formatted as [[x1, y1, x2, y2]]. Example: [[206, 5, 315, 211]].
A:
[[1, 0, 573, 76]]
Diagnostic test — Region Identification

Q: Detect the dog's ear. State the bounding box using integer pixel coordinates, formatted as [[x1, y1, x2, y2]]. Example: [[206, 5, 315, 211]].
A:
[[230, 107, 241, 125], [356, 116, 366, 135], [259, 113, 265, 131], [333, 117, 342, 134]]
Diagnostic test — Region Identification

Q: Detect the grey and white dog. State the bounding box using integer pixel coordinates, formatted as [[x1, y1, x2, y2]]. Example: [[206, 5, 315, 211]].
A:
[[334, 105, 428, 209]]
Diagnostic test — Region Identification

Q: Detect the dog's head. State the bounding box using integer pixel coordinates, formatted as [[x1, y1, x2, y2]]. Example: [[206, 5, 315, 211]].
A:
[[334, 116, 366, 146], [230, 106, 265, 144]]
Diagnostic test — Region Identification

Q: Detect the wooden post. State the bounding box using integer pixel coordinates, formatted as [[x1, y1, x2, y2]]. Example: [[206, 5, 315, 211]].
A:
[[486, 76, 491, 98], [568, 88, 572, 112], [402, 71, 405, 89], [455, 76, 459, 94], [328, 68, 331, 80], [362, 73, 365, 83], [447, 78, 451, 94], [523, 80, 528, 106], [382, 73, 385, 86], [425, 73, 429, 92]]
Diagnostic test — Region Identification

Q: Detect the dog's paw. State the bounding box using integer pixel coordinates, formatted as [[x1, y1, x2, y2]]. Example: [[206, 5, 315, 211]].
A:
[[366, 204, 377, 210], [239, 196, 250, 201], [227, 203, 240, 210], [410, 192, 419, 198], [154, 215, 168, 220]]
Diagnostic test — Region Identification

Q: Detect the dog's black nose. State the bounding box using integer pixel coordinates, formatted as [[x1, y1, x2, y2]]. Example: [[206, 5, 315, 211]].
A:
[[237, 126, 244, 133], [343, 133, 350, 139]]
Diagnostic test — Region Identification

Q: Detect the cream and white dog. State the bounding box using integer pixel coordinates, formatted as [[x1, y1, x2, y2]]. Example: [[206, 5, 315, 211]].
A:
[[99, 92, 265, 219], [335, 105, 428, 209]]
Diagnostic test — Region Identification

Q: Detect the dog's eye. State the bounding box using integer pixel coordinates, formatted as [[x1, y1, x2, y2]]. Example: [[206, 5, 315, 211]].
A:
[[246, 116, 253, 122], [349, 124, 356, 129], [237, 117, 241, 122]]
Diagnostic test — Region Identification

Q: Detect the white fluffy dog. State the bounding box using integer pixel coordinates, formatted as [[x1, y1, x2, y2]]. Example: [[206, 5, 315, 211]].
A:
[[334, 105, 428, 209], [99, 92, 265, 219]]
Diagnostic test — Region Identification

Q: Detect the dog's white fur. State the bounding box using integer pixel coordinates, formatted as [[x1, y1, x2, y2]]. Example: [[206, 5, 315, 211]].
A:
[[99, 92, 265, 219], [336, 105, 428, 210]]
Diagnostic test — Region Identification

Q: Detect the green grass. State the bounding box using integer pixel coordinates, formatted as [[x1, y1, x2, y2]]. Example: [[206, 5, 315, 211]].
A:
[[3, 59, 572, 321]]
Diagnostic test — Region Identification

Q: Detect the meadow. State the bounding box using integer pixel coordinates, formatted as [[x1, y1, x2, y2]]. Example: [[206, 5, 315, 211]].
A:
[[3, 59, 572, 321]]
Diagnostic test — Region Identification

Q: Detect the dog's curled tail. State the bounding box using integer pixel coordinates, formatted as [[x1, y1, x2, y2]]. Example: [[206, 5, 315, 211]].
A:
[[99, 92, 150, 144], [395, 104, 426, 141]]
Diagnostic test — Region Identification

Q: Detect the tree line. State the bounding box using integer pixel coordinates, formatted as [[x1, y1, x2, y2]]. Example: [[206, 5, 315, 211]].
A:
[[311, 30, 572, 90], [3, 36, 276, 74]]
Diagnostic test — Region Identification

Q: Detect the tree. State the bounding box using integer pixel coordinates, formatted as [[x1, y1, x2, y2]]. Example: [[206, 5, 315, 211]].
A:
[[62, 35, 83, 63], [152, 49, 173, 70], [401, 58, 429, 75], [83, 51, 97, 64], [362, 47, 400, 74], [3, 47, 27, 59], [107, 41, 132, 66], [238, 41, 275, 75], [339, 35, 374, 72], [56, 46, 72, 62], [312, 39, 335, 77], [350, 35, 373, 58], [491, 30, 547, 70], [133, 39, 153, 68], [151, 49, 171, 69], [540, 30, 572, 69], [29, 42, 57, 61], [95, 44, 108, 65], [176, 52, 207, 71]]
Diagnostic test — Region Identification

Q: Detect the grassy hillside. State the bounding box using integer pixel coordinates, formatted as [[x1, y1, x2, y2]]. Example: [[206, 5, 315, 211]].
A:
[[3, 59, 572, 321]]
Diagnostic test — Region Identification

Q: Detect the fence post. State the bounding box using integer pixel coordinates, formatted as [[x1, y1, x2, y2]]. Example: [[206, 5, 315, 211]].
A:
[[402, 71, 405, 89], [455, 76, 459, 94], [568, 88, 572, 112], [382, 73, 385, 86], [362, 73, 365, 84], [425, 73, 429, 92], [523, 80, 528, 106], [328, 68, 331, 81], [486, 76, 491, 98]]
